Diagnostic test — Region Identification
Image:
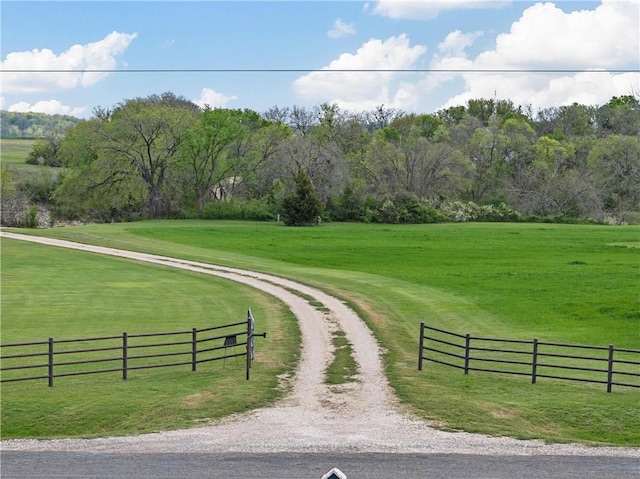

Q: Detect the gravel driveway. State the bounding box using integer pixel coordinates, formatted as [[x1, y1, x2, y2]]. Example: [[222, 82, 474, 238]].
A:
[[1, 231, 638, 458]]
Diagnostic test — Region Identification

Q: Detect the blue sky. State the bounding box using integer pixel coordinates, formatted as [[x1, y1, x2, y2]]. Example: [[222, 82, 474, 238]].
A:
[[1, 1, 638, 118]]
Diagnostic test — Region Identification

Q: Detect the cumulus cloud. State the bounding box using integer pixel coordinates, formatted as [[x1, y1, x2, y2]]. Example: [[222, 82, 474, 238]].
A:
[[481, 0, 639, 69], [7, 99, 87, 117], [193, 87, 238, 108], [293, 34, 427, 111], [374, 0, 510, 19], [433, 0, 640, 110], [327, 18, 356, 39], [438, 30, 483, 56], [0, 31, 138, 94]]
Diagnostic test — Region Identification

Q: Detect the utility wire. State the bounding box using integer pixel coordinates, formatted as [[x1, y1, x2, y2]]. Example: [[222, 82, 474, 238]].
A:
[[3, 68, 639, 73]]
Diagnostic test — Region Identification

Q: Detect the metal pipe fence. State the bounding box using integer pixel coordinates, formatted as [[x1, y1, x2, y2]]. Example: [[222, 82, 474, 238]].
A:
[[418, 323, 640, 392], [1, 309, 265, 387]]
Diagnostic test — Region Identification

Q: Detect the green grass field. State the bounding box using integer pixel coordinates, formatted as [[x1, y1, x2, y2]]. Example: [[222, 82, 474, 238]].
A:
[[0, 238, 300, 438], [1, 138, 37, 168], [2, 221, 639, 445]]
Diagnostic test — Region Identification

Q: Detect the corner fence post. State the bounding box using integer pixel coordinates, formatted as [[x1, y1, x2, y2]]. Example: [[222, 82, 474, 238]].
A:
[[122, 332, 128, 380], [418, 322, 425, 371], [192, 328, 197, 372], [531, 338, 538, 384], [246, 309, 253, 381], [48, 337, 54, 387], [607, 344, 614, 393], [464, 334, 471, 374]]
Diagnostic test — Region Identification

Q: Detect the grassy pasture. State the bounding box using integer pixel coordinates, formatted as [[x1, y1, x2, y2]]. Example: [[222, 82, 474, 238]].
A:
[[2, 221, 639, 445], [0, 138, 37, 169], [0, 238, 299, 438]]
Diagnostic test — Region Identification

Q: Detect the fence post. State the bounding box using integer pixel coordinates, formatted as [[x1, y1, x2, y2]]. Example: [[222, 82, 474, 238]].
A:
[[246, 309, 253, 381], [122, 332, 128, 380], [531, 338, 538, 384], [607, 344, 614, 393], [464, 334, 471, 374], [192, 328, 198, 372], [418, 322, 425, 371], [48, 337, 54, 387]]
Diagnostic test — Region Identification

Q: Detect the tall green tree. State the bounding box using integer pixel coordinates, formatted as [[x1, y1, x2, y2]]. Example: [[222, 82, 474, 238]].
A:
[[508, 136, 596, 216], [368, 124, 469, 200], [589, 134, 640, 221], [58, 119, 101, 168], [596, 95, 640, 137], [97, 95, 197, 218], [180, 107, 249, 213]]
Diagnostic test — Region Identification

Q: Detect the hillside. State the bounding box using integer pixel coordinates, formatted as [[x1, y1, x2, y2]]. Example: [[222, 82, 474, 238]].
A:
[[1, 111, 81, 138]]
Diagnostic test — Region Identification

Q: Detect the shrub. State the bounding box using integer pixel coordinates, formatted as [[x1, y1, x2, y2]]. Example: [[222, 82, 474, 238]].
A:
[[397, 196, 446, 224], [25, 205, 38, 228], [21, 169, 57, 203], [200, 200, 242, 219], [240, 199, 275, 221], [330, 184, 364, 222], [437, 200, 521, 223]]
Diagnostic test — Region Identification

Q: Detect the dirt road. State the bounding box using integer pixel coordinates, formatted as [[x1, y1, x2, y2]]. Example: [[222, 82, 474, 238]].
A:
[[1, 231, 637, 457]]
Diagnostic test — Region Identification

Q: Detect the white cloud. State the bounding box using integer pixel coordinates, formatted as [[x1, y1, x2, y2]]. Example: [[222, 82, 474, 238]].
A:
[[374, 0, 511, 20], [293, 34, 427, 111], [433, 0, 640, 111], [530, 71, 640, 108], [485, 0, 639, 69], [0, 31, 138, 94], [327, 18, 356, 39], [438, 30, 483, 56], [7, 99, 87, 117], [193, 87, 238, 108]]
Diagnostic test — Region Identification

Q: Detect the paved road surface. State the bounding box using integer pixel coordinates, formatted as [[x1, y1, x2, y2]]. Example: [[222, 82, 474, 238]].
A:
[[2, 451, 639, 479]]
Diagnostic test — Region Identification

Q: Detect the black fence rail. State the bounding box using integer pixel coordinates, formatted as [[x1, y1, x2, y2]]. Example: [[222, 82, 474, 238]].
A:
[[0, 309, 265, 387], [418, 323, 640, 393]]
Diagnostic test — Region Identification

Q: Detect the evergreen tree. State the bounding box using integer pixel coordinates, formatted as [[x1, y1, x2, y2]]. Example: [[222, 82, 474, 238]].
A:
[[281, 168, 324, 226]]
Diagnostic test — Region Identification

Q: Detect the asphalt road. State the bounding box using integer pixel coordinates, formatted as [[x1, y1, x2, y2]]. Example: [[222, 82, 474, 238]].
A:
[[2, 451, 639, 479]]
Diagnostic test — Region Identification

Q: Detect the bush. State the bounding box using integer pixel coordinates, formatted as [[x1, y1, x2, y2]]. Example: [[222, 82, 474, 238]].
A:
[[437, 200, 521, 222], [21, 169, 57, 203], [397, 196, 446, 224], [240, 199, 275, 221], [26, 138, 61, 167], [200, 200, 242, 220], [330, 185, 364, 222], [25, 205, 38, 228]]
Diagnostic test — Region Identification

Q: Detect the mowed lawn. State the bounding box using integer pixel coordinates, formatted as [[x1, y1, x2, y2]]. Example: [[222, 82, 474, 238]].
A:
[[2, 221, 639, 445], [0, 238, 299, 438]]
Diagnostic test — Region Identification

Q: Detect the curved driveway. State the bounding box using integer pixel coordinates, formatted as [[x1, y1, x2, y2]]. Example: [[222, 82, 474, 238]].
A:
[[1, 231, 638, 477]]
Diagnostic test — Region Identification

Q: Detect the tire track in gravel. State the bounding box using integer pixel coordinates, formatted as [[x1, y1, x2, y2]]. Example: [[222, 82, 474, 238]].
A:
[[2, 231, 638, 458]]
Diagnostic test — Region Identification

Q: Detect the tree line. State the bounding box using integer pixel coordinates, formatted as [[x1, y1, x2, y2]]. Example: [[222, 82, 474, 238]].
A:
[[2, 92, 639, 226], [1, 111, 81, 139]]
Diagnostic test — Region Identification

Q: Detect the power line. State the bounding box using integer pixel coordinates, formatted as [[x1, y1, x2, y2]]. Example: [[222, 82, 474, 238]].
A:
[[2, 68, 639, 73]]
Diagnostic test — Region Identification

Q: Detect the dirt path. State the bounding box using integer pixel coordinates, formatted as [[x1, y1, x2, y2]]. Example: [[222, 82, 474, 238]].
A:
[[1, 231, 638, 457]]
